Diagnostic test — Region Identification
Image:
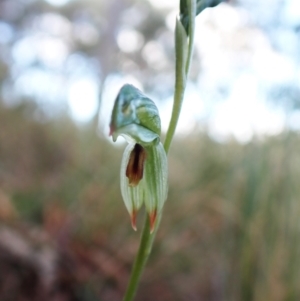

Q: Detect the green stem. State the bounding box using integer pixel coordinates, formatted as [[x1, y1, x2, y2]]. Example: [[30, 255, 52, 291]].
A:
[[185, 0, 196, 76], [122, 1, 196, 300], [164, 0, 196, 153], [122, 214, 162, 301]]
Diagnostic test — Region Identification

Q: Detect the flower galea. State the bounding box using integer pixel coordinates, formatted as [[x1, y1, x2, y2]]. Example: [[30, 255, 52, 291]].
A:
[[109, 84, 168, 233]]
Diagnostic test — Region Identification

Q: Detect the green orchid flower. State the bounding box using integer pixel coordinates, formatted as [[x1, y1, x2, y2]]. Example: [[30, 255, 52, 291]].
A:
[[110, 84, 168, 233]]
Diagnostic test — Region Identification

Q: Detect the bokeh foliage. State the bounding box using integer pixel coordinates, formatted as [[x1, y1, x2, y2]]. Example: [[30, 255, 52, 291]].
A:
[[1, 101, 300, 300]]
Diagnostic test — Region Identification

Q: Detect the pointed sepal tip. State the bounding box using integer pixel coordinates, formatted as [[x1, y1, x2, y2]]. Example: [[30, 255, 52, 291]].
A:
[[149, 209, 157, 234], [130, 210, 137, 231]]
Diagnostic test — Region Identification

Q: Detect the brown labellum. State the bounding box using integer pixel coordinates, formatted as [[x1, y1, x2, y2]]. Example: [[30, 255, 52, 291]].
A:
[[126, 143, 147, 186]]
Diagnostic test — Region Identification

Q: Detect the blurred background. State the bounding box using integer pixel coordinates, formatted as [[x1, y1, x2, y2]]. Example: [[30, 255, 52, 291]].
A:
[[0, 0, 300, 300]]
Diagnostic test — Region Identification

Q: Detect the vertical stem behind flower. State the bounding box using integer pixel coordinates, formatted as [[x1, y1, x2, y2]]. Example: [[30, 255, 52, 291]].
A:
[[164, 0, 196, 154]]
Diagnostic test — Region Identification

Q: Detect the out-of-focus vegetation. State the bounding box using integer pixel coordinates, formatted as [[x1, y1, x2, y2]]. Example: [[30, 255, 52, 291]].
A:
[[1, 101, 300, 301], [0, 0, 182, 124]]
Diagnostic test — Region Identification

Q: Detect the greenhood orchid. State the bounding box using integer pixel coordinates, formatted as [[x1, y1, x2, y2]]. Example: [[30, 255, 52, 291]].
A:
[[110, 84, 168, 233]]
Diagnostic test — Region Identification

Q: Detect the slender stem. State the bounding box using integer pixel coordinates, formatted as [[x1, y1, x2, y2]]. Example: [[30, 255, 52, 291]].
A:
[[164, 0, 196, 153], [122, 1, 196, 300], [185, 0, 196, 76], [123, 214, 162, 301]]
